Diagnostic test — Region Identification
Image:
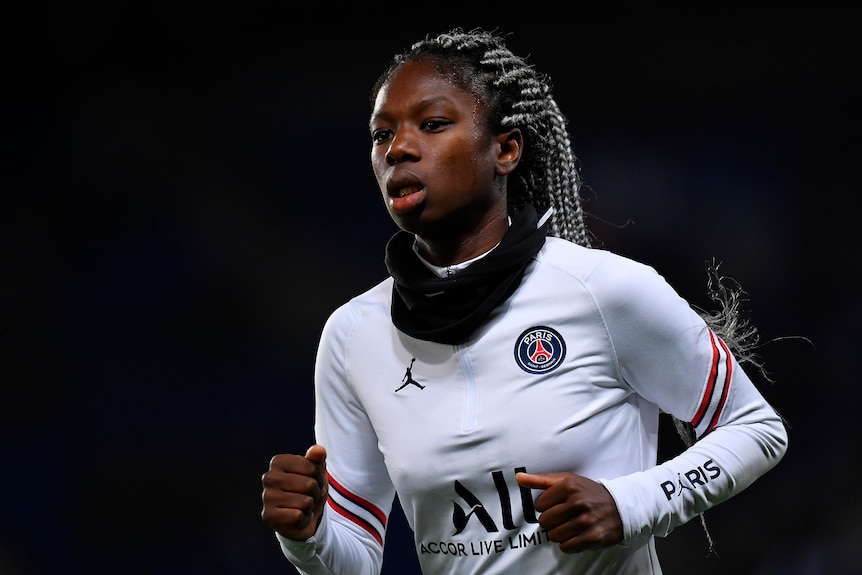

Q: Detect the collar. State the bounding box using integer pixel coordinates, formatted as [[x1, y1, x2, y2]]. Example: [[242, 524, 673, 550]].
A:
[[385, 205, 550, 344], [412, 216, 511, 278]]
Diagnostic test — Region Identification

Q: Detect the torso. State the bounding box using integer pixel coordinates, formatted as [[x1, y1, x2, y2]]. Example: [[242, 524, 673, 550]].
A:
[[321, 239, 665, 573]]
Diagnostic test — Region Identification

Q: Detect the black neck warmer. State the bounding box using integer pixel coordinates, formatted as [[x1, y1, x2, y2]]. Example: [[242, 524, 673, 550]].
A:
[[384, 204, 548, 344]]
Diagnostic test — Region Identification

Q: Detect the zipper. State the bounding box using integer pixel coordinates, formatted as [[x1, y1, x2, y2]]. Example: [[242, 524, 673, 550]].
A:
[[456, 345, 478, 431]]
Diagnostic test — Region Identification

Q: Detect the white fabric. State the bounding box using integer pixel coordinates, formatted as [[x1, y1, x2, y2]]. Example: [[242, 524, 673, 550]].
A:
[[278, 238, 788, 575]]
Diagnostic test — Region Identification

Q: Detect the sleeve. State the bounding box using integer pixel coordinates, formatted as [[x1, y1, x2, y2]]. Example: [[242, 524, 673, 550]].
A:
[[277, 303, 397, 575], [588, 255, 788, 544]]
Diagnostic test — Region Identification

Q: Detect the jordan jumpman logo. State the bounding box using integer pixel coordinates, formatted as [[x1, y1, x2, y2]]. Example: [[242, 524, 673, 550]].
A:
[[395, 358, 425, 392]]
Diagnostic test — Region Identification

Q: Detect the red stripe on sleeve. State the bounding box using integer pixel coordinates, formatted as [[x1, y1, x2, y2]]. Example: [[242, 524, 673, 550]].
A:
[[327, 472, 387, 526], [692, 329, 720, 427], [326, 498, 384, 546], [705, 337, 733, 434]]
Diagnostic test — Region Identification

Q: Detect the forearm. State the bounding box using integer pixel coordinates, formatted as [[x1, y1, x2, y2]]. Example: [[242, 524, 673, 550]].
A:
[[600, 407, 787, 543], [277, 507, 384, 575]]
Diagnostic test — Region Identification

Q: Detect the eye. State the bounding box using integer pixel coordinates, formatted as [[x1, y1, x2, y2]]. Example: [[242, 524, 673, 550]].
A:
[[371, 128, 392, 145], [422, 119, 452, 132]]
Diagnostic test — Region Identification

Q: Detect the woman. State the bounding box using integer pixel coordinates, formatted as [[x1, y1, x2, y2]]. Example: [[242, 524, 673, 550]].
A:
[[261, 28, 787, 574]]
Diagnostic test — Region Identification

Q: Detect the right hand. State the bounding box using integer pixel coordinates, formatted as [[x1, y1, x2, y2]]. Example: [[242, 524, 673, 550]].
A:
[[261, 444, 329, 541]]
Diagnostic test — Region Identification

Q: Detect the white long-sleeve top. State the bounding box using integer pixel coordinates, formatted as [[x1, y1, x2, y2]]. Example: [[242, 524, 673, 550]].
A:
[[277, 237, 788, 574]]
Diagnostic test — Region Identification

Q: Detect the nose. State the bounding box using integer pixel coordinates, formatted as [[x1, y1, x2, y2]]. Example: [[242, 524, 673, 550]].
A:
[[385, 130, 419, 166]]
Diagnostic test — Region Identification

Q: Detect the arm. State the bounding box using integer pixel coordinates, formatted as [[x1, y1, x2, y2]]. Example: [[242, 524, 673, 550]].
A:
[[515, 255, 787, 552], [592, 255, 788, 544], [267, 304, 396, 575]]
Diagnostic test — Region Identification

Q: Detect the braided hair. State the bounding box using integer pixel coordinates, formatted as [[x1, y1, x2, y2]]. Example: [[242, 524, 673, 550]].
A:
[[371, 28, 591, 248]]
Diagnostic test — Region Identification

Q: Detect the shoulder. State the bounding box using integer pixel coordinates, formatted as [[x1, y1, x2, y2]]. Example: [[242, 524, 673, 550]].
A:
[[534, 237, 683, 319], [537, 237, 661, 289], [320, 277, 393, 342]]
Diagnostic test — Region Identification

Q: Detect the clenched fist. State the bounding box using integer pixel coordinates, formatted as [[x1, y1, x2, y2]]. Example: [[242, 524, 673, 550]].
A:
[[261, 444, 329, 541]]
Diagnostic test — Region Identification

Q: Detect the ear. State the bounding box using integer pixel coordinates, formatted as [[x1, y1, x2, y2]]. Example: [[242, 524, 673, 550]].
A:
[[495, 129, 523, 176]]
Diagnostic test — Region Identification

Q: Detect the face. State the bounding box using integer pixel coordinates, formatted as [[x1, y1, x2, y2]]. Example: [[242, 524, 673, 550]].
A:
[[369, 58, 518, 241]]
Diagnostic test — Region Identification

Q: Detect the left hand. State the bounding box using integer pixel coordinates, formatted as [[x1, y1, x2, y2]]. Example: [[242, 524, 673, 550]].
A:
[[515, 471, 624, 553]]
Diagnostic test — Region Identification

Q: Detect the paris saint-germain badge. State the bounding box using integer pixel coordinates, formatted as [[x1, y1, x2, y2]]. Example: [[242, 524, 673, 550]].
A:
[[514, 326, 566, 374]]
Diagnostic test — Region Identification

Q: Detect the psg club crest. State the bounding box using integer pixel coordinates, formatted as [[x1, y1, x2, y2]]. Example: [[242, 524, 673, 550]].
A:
[[514, 326, 566, 374]]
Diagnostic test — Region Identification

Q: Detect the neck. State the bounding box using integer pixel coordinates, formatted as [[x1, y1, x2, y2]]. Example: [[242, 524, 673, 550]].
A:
[[414, 212, 509, 267]]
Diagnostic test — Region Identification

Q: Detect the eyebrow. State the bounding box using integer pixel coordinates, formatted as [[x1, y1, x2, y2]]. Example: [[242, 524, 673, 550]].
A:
[[369, 95, 454, 129]]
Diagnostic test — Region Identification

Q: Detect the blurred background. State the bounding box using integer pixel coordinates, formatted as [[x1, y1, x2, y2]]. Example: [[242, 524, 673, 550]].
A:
[[3, 10, 859, 575]]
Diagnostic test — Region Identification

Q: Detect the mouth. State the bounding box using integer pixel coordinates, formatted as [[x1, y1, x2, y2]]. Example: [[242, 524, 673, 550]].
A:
[[393, 185, 422, 198], [387, 181, 427, 214]]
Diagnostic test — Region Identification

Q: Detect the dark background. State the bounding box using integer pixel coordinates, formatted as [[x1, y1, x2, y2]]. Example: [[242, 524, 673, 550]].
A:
[[3, 11, 859, 575]]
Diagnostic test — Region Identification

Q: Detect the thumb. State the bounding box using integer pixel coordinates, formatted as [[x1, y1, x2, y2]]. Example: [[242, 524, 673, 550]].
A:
[[515, 471, 570, 490], [305, 444, 327, 464]]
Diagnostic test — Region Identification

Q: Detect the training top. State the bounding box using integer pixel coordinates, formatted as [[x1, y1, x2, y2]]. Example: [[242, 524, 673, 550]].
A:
[[277, 237, 788, 575]]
